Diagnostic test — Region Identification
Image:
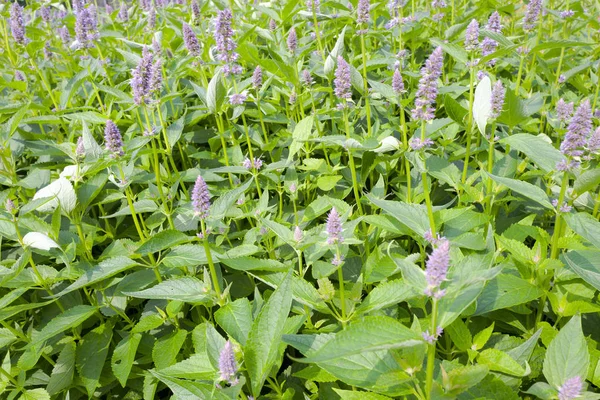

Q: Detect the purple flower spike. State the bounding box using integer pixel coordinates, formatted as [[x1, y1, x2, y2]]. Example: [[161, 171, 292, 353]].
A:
[[149, 59, 162, 97], [523, 0, 542, 32], [119, 3, 129, 22], [294, 226, 303, 242], [480, 37, 498, 65], [75, 3, 99, 49], [486, 11, 502, 33], [424, 238, 450, 297], [490, 81, 505, 119], [306, 0, 321, 13], [334, 56, 352, 101], [412, 46, 444, 122], [230, 93, 247, 105], [10, 3, 26, 45], [561, 99, 592, 157], [214, 8, 241, 76], [302, 69, 313, 86], [183, 23, 201, 57], [357, 0, 370, 25], [191, 1, 201, 22], [104, 120, 124, 157], [392, 69, 405, 93], [465, 19, 479, 52], [558, 376, 583, 400], [326, 207, 343, 245], [131, 46, 154, 106], [556, 98, 574, 122], [587, 127, 600, 154], [191, 175, 211, 220], [252, 66, 263, 89], [76, 137, 85, 159], [287, 27, 297, 53], [40, 6, 52, 24], [58, 25, 71, 44], [218, 341, 238, 385]]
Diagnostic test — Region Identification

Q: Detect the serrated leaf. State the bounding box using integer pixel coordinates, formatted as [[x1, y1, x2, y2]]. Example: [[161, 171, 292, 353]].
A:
[[112, 332, 142, 387], [32, 177, 77, 214], [333, 389, 393, 399], [30, 305, 96, 348], [475, 274, 544, 315], [563, 250, 600, 291], [159, 353, 217, 380], [563, 213, 600, 249], [123, 277, 210, 303], [288, 115, 314, 161], [367, 194, 430, 236], [501, 134, 565, 173], [215, 298, 253, 346], [355, 279, 416, 315], [46, 340, 76, 395], [153, 330, 188, 370], [206, 70, 226, 114], [76, 323, 113, 397], [136, 230, 190, 255], [487, 172, 554, 209], [478, 349, 526, 376]]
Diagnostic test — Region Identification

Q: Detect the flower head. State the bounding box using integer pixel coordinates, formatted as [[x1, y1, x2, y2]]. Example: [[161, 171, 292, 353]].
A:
[[561, 99, 592, 157], [302, 69, 313, 86], [104, 120, 124, 157], [131, 46, 154, 105], [556, 99, 574, 122], [326, 207, 343, 245], [306, 0, 321, 13], [218, 341, 238, 385], [76, 136, 85, 160], [58, 25, 70, 44], [40, 6, 52, 24], [75, 3, 99, 49], [392, 69, 405, 93], [191, 175, 210, 219], [252, 66, 263, 89], [287, 27, 297, 53], [560, 10, 574, 18], [465, 19, 479, 51], [294, 226, 303, 242], [10, 3, 26, 45], [409, 137, 434, 150], [119, 3, 129, 21], [214, 8, 241, 76], [183, 23, 201, 57], [490, 80, 505, 119], [587, 127, 600, 154], [357, 0, 370, 25], [486, 11, 502, 33], [523, 0, 542, 32], [229, 93, 247, 105], [334, 56, 352, 101], [480, 37, 498, 66], [558, 376, 583, 400], [424, 238, 450, 297], [432, 0, 446, 8], [192, 1, 201, 22], [412, 47, 444, 122]]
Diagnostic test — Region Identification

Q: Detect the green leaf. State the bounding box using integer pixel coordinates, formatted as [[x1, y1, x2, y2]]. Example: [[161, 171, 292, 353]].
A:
[[355, 279, 417, 315], [563, 213, 600, 249], [131, 314, 164, 333], [438, 281, 486, 328], [30, 305, 96, 348], [219, 256, 287, 271], [76, 323, 113, 397], [501, 134, 565, 173], [53, 257, 138, 297], [149, 371, 229, 400], [136, 230, 190, 255], [46, 340, 76, 395], [563, 250, 600, 291], [497, 89, 528, 128], [333, 389, 393, 399], [123, 277, 210, 303], [288, 115, 314, 161], [542, 314, 589, 388], [472, 323, 495, 350], [166, 116, 185, 150], [473, 76, 492, 135], [475, 274, 544, 315], [294, 316, 423, 363], [444, 94, 468, 126], [444, 364, 489, 395], [430, 38, 468, 64], [446, 319, 472, 352], [111, 332, 142, 387], [159, 353, 217, 380], [206, 70, 226, 114], [573, 168, 600, 196], [18, 389, 51, 400], [478, 349, 526, 376], [487, 173, 554, 209], [152, 330, 188, 370], [245, 271, 293, 397], [367, 194, 430, 236], [215, 298, 253, 346]]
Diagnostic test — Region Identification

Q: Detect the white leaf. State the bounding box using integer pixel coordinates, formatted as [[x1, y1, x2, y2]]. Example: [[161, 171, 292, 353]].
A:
[[60, 165, 78, 180], [23, 232, 60, 251], [374, 136, 401, 153], [82, 121, 103, 159], [33, 178, 77, 214], [473, 76, 492, 135]]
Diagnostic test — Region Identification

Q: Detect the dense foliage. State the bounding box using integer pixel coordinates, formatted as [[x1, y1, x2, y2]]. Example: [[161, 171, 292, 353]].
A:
[[1, 0, 600, 399]]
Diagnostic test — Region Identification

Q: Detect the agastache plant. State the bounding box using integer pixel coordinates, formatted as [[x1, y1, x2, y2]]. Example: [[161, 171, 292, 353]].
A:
[[558, 376, 583, 400], [104, 120, 124, 157], [412, 47, 444, 122], [10, 2, 26, 45], [214, 8, 241, 76], [334, 56, 352, 106], [464, 19, 479, 51], [287, 27, 298, 53], [560, 99, 592, 157], [191, 175, 211, 220], [523, 0, 542, 32], [182, 23, 201, 57], [218, 341, 238, 386]]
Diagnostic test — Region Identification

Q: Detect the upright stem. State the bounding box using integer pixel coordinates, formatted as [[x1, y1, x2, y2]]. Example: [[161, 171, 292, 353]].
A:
[[461, 63, 476, 185], [485, 122, 497, 213], [400, 100, 411, 202], [515, 56, 525, 95], [360, 33, 372, 137], [421, 121, 436, 237], [343, 107, 364, 217], [550, 174, 569, 260], [201, 219, 222, 298], [425, 299, 439, 400], [335, 246, 346, 328]]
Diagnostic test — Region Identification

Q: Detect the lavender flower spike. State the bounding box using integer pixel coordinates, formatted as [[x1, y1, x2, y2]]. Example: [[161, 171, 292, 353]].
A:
[[131, 46, 154, 106], [523, 0, 542, 32], [75, 4, 100, 49], [191, 175, 211, 219], [302, 69, 313, 86], [587, 127, 600, 154], [412, 46, 444, 122], [214, 8, 241, 76], [486, 11, 502, 33], [490, 80, 505, 119], [76, 137, 85, 160], [424, 238, 450, 298], [287, 27, 297, 54], [306, 0, 321, 13], [392, 69, 405, 93], [556, 98, 574, 122], [326, 207, 343, 245], [104, 120, 124, 157], [119, 3, 129, 22], [464, 19, 479, 52], [182, 23, 201, 57], [294, 226, 303, 242], [10, 3, 26, 45], [561, 99, 592, 157], [334, 56, 352, 101], [558, 376, 583, 400], [252, 66, 263, 89], [357, 0, 370, 25], [218, 341, 238, 385]]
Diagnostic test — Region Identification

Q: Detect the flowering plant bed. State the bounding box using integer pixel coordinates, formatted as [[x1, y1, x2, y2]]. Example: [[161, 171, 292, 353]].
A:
[[1, 0, 600, 399]]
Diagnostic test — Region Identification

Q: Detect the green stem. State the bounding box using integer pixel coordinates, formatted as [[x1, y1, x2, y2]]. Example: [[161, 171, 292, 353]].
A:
[[550, 173, 569, 260], [360, 33, 372, 138], [425, 299, 439, 400], [461, 63, 475, 185], [485, 122, 497, 214], [335, 246, 346, 328], [421, 121, 436, 237], [515, 56, 525, 95], [201, 220, 222, 299]]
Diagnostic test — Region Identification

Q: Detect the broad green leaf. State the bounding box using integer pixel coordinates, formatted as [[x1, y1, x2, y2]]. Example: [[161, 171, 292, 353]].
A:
[[219, 256, 287, 271], [46, 340, 76, 395], [478, 349, 526, 376], [333, 389, 393, 399], [430, 38, 467, 64], [288, 115, 314, 161], [506, 328, 542, 366], [355, 279, 417, 315], [18, 389, 51, 400], [245, 272, 293, 397], [367, 194, 430, 236], [444, 364, 489, 395], [159, 353, 217, 380], [123, 277, 210, 303], [444, 94, 468, 126], [501, 134, 565, 173], [563, 213, 600, 249], [573, 168, 600, 196], [206, 70, 226, 114], [53, 256, 138, 297], [149, 371, 229, 400], [438, 281, 486, 328], [152, 330, 188, 370], [446, 319, 472, 351], [111, 332, 142, 387], [30, 305, 96, 348], [475, 274, 544, 315], [473, 76, 492, 135], [215, 298, 253, 346], [542, 315, 589, 388], [161, 244, 208, 269], [563, 250, 600, 291], [294, 316, 423, 363], [487, 173, 554, 209], [131, 314, 164, 333], [209, 178, 253, 221], [136, 230, 190, 255], [76, 323, 113, 397], [166, 116, 184, 150]]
